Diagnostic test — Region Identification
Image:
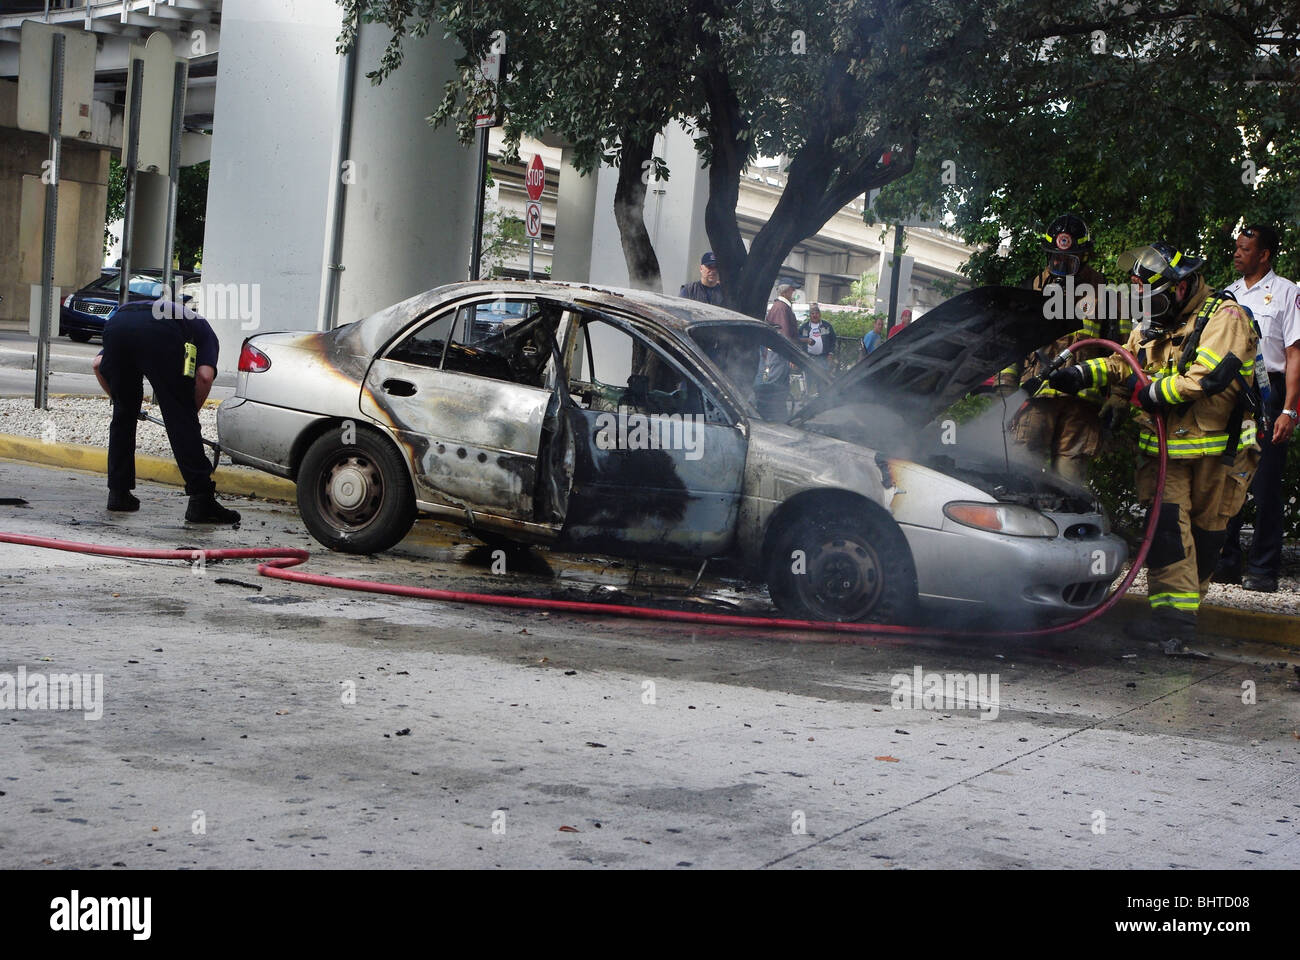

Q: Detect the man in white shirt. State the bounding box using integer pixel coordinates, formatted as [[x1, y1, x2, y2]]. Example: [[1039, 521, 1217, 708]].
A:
[[1214, 224, 1300, 592]]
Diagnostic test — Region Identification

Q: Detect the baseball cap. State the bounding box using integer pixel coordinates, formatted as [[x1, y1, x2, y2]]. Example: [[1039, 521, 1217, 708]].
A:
[[701, 252, 718, 266]]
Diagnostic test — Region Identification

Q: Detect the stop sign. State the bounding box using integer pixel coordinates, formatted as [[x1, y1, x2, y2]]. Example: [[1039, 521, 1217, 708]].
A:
[[525, 154, 546, 202]]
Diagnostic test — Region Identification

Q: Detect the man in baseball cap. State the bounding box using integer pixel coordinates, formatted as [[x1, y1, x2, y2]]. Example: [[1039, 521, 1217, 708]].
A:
[[679, 252, 726, 306]]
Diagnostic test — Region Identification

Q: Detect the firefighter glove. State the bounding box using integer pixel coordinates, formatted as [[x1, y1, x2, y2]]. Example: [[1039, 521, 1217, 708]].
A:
[[1047, 364, 1087, 395]]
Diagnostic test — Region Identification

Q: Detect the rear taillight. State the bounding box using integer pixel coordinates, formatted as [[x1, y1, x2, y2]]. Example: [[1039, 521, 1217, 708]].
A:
[[238, 342, 271, 373]]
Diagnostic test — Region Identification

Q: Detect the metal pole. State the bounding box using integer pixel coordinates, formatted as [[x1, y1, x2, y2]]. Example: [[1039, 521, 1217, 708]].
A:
[[468, 126, 488, 280], [318, 12, 359, 332], [161, 59, 187, 296], [528, 239, 535, 280], [35, 32, 65, 411], [119, 57, 144, 309], [886, 224, 904, 328]]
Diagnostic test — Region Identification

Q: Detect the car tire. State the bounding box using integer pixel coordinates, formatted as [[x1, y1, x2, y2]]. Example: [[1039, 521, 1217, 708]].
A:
[[765, 504, 917, 623], [67, 331, 92, 343], [296, 427, 415, 554]]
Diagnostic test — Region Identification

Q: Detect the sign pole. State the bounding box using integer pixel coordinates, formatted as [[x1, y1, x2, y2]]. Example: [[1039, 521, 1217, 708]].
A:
[[119, 57, 144, 308], [529, 240, 535, 280], [161, 59, 187, 295], [34, 32, 64, 411], [886, 224, 904, 328], [468, 126, 488, 281]]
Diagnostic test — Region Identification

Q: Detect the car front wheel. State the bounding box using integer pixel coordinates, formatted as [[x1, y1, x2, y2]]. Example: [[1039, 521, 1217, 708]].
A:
[[296, 427, 415, 554], [765, 506, 917, 623], [67, 330, 93, 343]]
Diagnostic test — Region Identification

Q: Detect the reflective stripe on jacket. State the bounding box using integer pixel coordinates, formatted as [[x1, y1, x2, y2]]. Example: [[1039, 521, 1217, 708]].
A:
[[1080, 278, 1259, 458]]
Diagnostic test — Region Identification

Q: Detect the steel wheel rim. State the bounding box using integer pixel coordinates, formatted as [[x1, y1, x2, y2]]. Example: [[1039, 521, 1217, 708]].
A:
[[799, 534, 884, 620], [320, 453, 385, 531]]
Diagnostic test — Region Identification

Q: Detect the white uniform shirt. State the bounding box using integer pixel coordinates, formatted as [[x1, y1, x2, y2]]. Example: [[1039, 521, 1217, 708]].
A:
[[1226, 269, 1300, 374]]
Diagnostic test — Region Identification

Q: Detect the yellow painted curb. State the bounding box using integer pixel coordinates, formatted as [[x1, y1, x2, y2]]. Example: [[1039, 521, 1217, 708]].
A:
[[0, 433, 296, 502], [1112, 593, 1299, 650]]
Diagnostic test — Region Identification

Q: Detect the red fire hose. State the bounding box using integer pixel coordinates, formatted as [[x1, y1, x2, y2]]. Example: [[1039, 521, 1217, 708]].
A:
[[1, 340, 1163, 641]]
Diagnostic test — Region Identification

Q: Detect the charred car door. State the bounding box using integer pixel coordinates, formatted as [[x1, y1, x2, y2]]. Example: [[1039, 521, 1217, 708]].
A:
[[553, 305, 747, 557], [359, 297, 569, 530]]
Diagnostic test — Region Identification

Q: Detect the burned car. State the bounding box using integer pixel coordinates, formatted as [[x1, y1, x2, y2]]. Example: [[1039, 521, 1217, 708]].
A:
[[217, 281, 1126, 623]]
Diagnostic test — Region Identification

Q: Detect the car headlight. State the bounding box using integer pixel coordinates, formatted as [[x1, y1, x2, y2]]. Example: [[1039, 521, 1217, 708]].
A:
[[943, 501, 1059, 538]]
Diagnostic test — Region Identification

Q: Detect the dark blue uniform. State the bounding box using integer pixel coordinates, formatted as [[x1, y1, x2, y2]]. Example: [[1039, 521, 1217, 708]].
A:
[[99, 301, 220, 498]]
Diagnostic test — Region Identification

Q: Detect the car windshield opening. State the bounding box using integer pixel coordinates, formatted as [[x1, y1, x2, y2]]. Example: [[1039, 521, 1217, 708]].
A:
[[687, 322, 831, 422]]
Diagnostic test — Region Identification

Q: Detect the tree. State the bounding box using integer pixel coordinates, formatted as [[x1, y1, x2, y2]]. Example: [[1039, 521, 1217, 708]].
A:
[[340, 0, 1300, 318]]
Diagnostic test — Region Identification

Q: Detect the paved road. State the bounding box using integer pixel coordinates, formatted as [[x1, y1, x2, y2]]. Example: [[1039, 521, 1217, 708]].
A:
[[1, 460, 1297, 869]]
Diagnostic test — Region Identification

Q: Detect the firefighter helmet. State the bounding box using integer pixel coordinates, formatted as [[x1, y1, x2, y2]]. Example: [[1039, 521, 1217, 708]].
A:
[[1118, 241, 1205, 329], [1041, 213, 1093, 277]]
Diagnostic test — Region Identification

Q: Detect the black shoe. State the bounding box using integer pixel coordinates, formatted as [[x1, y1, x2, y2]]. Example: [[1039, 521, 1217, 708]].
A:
[[1210, 563, 1242, 585], [107, 490, 140, 512], [185, 494, 241, 525], [1242, 575, 1278, 593]]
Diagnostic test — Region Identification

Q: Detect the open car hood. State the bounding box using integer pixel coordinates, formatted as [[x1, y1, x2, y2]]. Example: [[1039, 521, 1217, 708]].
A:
[[794, 286, 1068, 427]]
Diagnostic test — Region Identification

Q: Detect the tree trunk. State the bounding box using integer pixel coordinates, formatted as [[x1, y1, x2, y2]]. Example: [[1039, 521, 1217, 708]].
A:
[[613, 130, 662, 291]]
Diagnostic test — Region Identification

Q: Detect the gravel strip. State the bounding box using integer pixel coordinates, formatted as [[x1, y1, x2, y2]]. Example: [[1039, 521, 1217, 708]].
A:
[[0, 395, 270, 485]]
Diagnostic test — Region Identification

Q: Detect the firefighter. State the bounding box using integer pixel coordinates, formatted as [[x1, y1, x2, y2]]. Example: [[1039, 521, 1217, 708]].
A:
[[1002, 214, 1125, 484], [1048, 242, 1262, 650]]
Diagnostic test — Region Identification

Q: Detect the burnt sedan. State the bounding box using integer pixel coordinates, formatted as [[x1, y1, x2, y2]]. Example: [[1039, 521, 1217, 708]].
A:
[[217, 282, 1126, 623]]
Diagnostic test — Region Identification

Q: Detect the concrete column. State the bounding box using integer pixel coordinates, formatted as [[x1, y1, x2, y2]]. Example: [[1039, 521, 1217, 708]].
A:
[[550, 147, 597, 283], [336, 21, 479, 325], [130, 171, 169, 269], [200, 0, 478, 369], [803, 273, 821, 304]]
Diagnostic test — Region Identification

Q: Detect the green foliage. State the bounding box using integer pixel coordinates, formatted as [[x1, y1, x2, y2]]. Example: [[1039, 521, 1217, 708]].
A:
[[101, 157, 206, 270], [339, 1, 1300, 319], [104, 155, 124, 256], [175, 160, 208, 272], [943, 392, 996, 425], [480, 208, 526, 278]]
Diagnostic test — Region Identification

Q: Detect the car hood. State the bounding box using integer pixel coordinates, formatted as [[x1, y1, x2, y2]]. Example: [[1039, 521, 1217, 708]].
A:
[[794, 285, 1067, 427]]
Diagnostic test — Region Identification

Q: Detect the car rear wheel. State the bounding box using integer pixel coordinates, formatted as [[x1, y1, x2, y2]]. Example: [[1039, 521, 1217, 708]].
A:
[[296, 427, 415, 554], [765, 506, 917, 623], [67, 331, 92, 343]]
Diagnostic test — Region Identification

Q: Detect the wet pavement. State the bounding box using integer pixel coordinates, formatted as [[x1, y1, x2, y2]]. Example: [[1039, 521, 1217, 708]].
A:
[[1, 459, 1298, 869]]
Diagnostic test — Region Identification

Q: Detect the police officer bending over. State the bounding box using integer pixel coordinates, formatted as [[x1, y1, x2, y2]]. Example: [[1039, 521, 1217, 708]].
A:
[[91, 300, 241, 524], [1049, 242, 1262, 651]]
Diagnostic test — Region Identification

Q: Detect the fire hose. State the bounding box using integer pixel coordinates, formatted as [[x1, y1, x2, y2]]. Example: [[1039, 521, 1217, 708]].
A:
[[1, 339, 1164, 641]]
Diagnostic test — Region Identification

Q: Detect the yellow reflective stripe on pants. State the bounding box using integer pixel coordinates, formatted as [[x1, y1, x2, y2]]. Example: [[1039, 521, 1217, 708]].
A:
[[1149, 591, 1200, 612]]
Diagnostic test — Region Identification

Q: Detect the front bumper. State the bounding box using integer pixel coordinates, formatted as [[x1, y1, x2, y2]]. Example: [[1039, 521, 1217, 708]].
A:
[[903, 516, 1127, 617]]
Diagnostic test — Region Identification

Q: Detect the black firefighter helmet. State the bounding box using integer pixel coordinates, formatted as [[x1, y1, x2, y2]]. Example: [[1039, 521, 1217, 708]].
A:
[[1041, 213, 1094, 278]]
